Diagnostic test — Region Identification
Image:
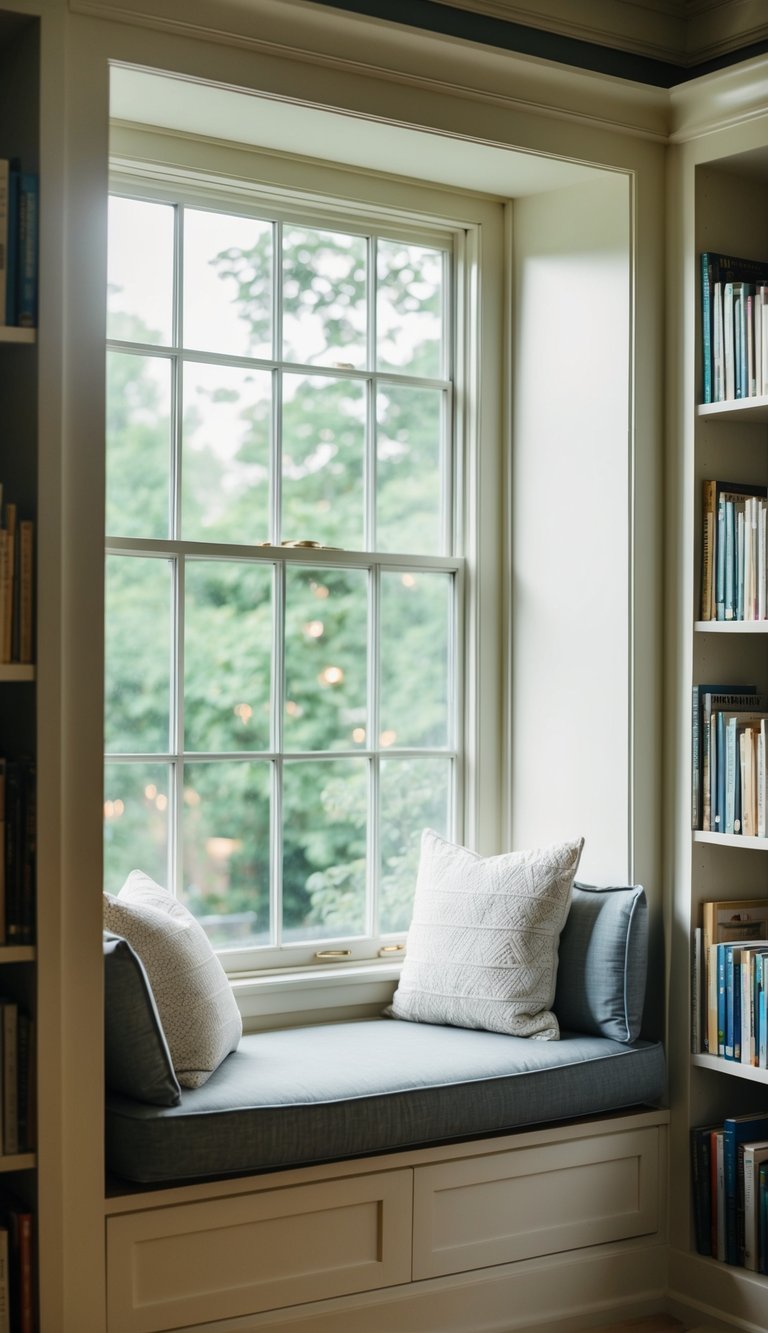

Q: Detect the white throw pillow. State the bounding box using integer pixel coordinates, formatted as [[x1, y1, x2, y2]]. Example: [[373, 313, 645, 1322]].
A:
[[103, 870, 242, 1088], [388, 830, 584, 1040]]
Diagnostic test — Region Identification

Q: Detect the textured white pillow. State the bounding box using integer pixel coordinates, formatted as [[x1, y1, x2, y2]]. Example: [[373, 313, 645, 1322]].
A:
[[103, 871, 242, 1088], [388, 830, 584, 1040]]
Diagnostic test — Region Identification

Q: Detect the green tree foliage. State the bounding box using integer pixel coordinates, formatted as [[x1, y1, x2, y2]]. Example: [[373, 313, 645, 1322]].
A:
[[104, 217, 452, 949]]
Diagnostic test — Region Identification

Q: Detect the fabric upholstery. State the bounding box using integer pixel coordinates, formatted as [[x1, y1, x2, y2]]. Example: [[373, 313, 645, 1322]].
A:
[[104, 1018, 665, 1184], [388, 830, 584, 1039], [554, 882, 648, 1042], [103, 871, 242, 1088], [103, 931, 181, 1107]]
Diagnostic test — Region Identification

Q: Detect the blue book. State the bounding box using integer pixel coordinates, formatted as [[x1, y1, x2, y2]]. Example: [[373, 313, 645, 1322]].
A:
[[692, 683, 756, 831], [4, 160, 19, 325], [716, 710, 727, 833], [17, 172, 38, 328], [723, 1111, 768, 1264], [716, 496, 727, 619], [760, 957, 768, 1067]]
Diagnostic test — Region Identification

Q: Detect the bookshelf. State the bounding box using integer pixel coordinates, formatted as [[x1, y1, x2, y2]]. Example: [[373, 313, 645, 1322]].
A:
[[0, 4, 40, 1328], [673, 130, 768, 1302]]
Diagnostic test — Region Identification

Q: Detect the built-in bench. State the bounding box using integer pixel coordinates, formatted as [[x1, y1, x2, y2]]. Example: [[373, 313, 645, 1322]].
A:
[[103, 883, 667, 1333]]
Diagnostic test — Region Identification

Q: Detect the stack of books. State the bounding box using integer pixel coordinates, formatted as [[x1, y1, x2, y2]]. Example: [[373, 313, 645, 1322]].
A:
[[700, 480, 768, 623], [691, 897, 768, 1059], [701, 251, 768, 403], [692, 1113, 768, 1270], [691, 684, 768, 835], [0, 159, 37, 330]]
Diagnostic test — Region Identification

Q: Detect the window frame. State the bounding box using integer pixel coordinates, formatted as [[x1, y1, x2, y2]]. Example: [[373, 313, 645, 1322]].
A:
[[105, 135, 506, 997]]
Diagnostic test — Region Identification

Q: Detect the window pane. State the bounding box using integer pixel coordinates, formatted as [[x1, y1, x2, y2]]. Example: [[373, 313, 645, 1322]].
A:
[[184, 560, 272, 753], [104, 761, 170, 891], [108, 197, 174, 346], [380, 570, 451, 748], [282, 758, 368, 941], [183, 209, 273, 360], [282, 226, 367, 370], [379, 756, 451, 934], [377, 239, 444, 378], [181, 361, 271, 544], [282, 374, 365, 550], [106, 351, 171, 540], [181, 761, 271, 951], [284, 566, 368, 753], [105, 555, 173, 754], [377, 384, 444, 554]]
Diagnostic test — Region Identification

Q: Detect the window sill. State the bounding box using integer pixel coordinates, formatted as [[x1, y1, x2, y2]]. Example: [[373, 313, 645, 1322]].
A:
[[230, 960, 402, 1033]]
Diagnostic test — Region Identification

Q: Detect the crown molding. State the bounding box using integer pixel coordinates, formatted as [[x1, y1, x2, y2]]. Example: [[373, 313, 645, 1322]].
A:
[[669, 49, 768, 140], [70, 0, 670, 142]]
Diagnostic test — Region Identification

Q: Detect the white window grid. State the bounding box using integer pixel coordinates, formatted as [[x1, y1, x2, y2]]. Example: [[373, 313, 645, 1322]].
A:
[[105, 187, 466, 971]]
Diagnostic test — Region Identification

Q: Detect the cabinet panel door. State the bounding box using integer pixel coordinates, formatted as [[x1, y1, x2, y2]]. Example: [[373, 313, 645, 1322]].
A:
[[107, 1168, 413, 1333], [413, 1126, 660, 1278]]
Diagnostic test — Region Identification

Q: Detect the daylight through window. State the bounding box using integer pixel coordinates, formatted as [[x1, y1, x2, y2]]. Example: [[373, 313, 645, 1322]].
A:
[[103, 190, 463, 969]]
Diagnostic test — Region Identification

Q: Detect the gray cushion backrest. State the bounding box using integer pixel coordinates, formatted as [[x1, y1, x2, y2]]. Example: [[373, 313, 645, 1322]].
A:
[[104, 931, 181, 1106], [554, 883, 648, 1042]]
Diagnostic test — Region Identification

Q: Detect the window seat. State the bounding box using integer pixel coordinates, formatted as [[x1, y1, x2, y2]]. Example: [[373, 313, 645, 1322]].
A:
[[105, 1018, 665, 1185], [103, 882, 666, 1333]]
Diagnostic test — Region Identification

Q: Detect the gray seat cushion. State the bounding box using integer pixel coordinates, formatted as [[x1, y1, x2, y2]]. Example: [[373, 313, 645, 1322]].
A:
[[105, 1018, 665, 1184]]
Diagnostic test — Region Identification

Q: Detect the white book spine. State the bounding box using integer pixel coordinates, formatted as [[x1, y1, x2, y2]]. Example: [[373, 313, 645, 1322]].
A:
[[743, 1142, 768, 1269]]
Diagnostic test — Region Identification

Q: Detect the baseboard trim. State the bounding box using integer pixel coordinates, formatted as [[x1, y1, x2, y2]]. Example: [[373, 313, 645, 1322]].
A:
[[667, 1247, 768, 1333]]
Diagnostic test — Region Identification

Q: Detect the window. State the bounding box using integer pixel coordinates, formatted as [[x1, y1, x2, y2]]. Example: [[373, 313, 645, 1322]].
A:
[[104, 185, 466, 971]]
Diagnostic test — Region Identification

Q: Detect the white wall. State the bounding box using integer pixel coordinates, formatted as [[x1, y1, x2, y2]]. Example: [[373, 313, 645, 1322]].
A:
[[510, 175, 632, 885]]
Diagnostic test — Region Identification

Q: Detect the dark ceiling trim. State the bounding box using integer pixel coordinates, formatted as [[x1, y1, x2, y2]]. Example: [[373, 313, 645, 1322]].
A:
[[305, 0, 768, 87]]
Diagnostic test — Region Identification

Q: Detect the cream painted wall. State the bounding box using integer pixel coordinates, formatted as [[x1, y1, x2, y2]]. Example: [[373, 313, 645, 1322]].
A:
[[510, 174, 632, 883]]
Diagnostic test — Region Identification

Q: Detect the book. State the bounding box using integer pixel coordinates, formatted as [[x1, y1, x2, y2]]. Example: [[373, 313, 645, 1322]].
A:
[[691, 927, 702, 1053], [743, 1140, 768, 1269], [723, 1111, 768, 1263], [17, 174, 37, 329], [691, 683, 755, 831], [2, 1002, 19, 1158], [713, 1128, 726, 1260], [4, 163, 18, 328], [760, 1160, 768, 1274], [691, 1123, 718, 1254], [0, 1226, 9, 1333], [18, 521, 32, 666]]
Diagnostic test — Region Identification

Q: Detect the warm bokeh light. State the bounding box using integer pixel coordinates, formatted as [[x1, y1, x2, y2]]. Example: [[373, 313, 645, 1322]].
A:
[[401, 573, 416, 588], [156, 793, 168, 811], [311, 581, 329, 599], [206, 836, 242, 860], [145, 783, 157, 800], [380, 729, 397, 747], [184, 788, 201, 807], [286, 700, 303, 717], [352, 727, 366, 743], [320, 665, 344, 685], [233, 701, 253, 723], [304, 620, 324, 638]]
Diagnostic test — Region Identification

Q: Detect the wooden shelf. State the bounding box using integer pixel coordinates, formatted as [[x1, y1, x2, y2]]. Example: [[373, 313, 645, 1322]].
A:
[[0, 1153, 35, 1173], [0, 946, 34, 964], [694, 620, 768, 633], [694, 831, 768, 850], [0, 326, 35, 345], [698, 396, 768, 422], [0, 665, 34, 682], [692, 1052, 768, 1085]]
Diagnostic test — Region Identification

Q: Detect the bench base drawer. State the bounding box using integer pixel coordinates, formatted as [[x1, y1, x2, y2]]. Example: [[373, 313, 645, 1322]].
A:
[[107, 1169, 413, 1333]]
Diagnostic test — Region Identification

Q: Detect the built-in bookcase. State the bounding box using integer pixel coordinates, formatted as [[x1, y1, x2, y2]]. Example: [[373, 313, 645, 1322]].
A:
[[0, 7, 39, 1328], [676, 140, 768, 1304]]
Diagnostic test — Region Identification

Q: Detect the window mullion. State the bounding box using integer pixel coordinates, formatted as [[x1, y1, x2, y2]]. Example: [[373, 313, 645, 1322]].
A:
[[366, 235, 377, 552], [368, 563, 381, 938], [273, 220, 282, 547], [272, 560, 285, 948], [171, 553, 185, 899]]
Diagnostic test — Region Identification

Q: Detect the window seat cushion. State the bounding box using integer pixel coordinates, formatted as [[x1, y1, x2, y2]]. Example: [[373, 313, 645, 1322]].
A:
[[105, 1018, 665, 1185]]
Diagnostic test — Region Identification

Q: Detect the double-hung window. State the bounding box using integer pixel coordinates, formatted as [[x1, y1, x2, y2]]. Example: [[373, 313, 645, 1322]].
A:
[[104, 180, 467, 972]]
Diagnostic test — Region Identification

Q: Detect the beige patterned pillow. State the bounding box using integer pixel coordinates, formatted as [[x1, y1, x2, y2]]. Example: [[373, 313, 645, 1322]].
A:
[[103, 871, 242, 1088], [388, 830, 584, 1040]]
